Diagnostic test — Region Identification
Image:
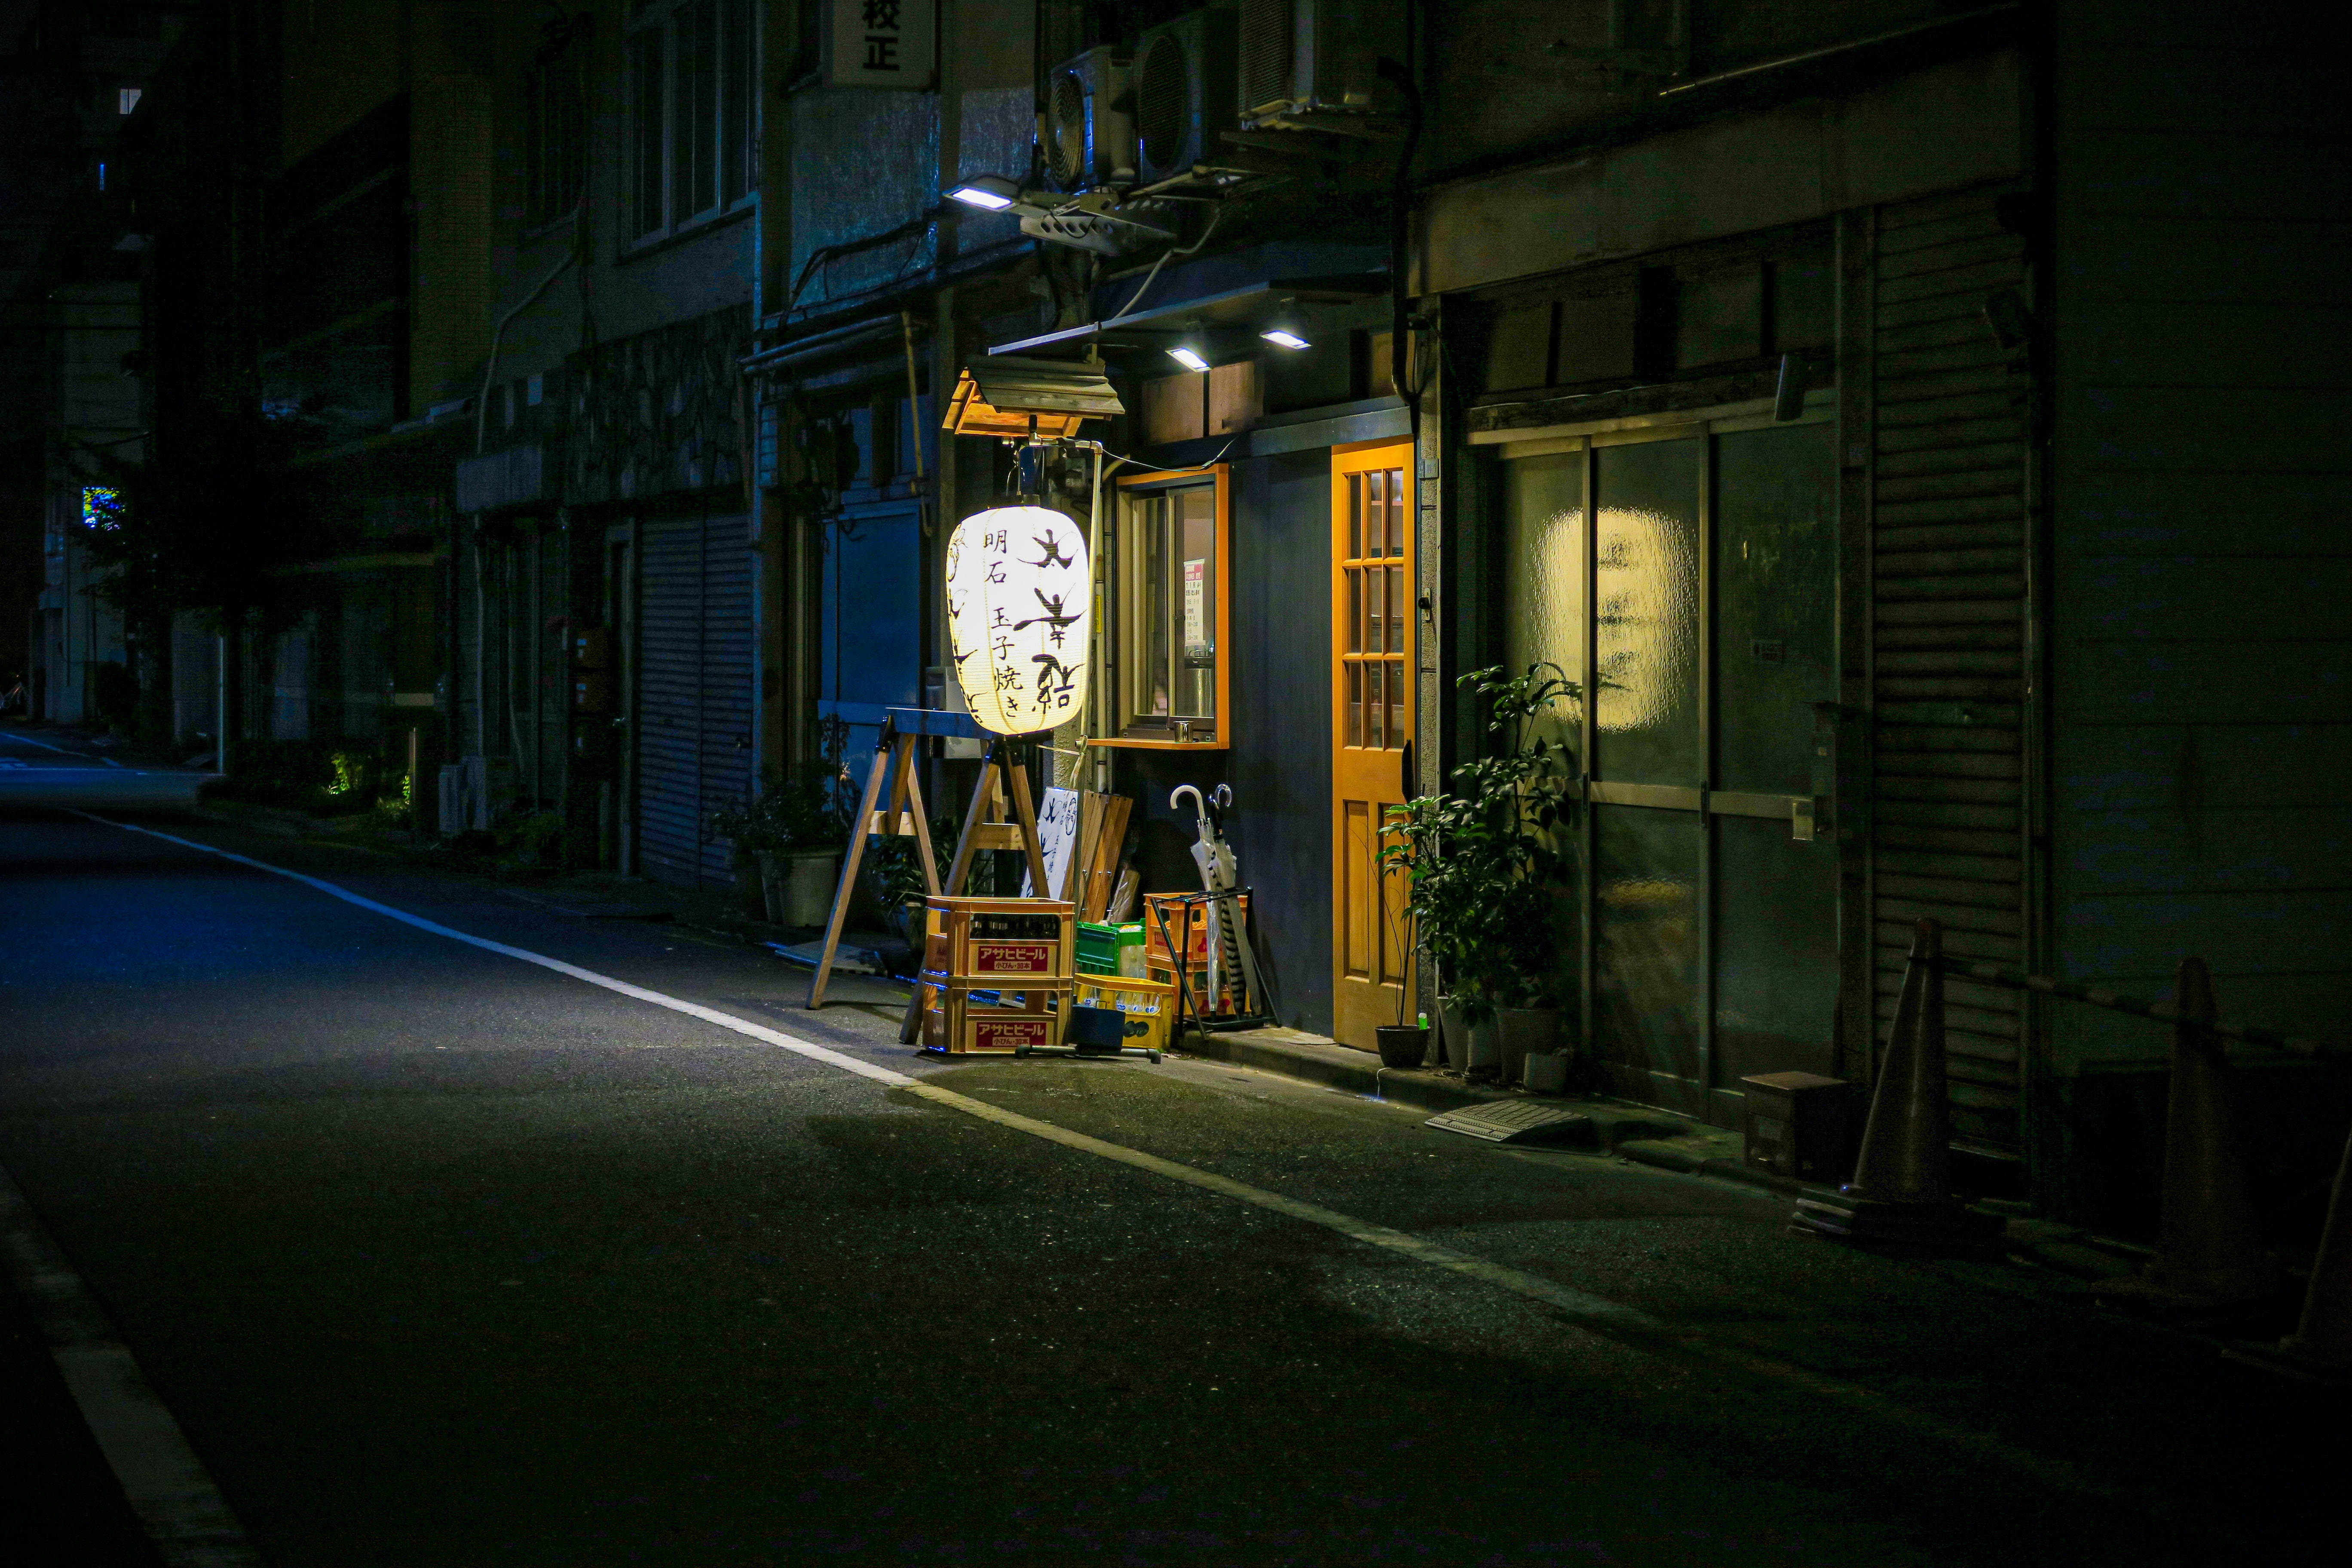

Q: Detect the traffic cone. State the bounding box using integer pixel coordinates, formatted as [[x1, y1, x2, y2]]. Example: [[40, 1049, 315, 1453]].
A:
[[2223, 1120, 2352, 1382], [1791, 920, 2001, 1247], [2098, 958, 2281, 1311], [2265, 1121, 2352, 1374]]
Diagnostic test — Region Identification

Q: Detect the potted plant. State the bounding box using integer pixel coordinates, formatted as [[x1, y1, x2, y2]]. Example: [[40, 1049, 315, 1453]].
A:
[[713, 764, 851, 926], [1382, 663, 1580, 1084]]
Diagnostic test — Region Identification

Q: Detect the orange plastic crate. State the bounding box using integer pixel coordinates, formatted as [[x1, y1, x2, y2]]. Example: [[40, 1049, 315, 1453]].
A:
[[1142, 891, 1249, 959], [922, 896, 1076, 982], [922, 984, 1069, 1054]]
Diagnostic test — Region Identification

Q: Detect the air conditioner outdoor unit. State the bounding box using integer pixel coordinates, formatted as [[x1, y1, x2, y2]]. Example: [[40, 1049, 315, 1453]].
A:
[[1236, 0, 1403, 129], [1042, 46, 1137, 193], [438, 755, 489, 835], [1134, 6, 1240, 187]]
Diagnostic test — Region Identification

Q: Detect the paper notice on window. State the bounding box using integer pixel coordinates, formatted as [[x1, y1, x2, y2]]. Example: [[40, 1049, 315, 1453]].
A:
[[1182, 558, 1208, 661]]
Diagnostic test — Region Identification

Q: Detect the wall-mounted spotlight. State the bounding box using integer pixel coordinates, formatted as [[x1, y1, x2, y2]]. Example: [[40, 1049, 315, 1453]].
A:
[[948, 175, 1023, 211], [1259, 301, 1311, 351], [1166, 329, 1211, 373]]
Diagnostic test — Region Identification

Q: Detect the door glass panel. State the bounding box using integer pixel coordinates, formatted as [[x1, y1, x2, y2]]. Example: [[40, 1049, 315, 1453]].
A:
[[1347, 569, 1362, 653], [1141, 497, 1171, 715], [1387, 469, 1406, 555], [1348, 473, 1363, 558], [1177, 484, 1217, 719], [1384, 658, 1403, 753], [1593, 804, 1702, 1087], [1593, 438, 1700, 784], [1501, 450, 1586, 773], [1385, 564, 1404, 655], [1716, 423, 1836, 794], [1715, 814, 1838, 1084], [1346, 662, 1362, 747], [1366, 661, 1384, 748], [1343, 801, 1372, 975]]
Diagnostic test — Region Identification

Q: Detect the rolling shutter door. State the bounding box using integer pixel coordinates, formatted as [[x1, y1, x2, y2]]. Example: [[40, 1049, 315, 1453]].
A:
[[1869, 184, 2031, 1152], [634, 509, 753, 889], [636, 517, 705, 885], [696, 513, 753, 884]]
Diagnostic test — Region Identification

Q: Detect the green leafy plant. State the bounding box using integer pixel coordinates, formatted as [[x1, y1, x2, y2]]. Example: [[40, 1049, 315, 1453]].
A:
[[710, 763, 851, 861], [494, 809, 566, 874], [863, 806, 964, 935], [1380, 663, 1582, 1026]]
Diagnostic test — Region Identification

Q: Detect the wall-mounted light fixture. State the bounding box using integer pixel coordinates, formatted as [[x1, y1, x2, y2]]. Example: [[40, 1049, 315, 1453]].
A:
[[948, 175, 1023, 211], [1166, 322, 1212, 373], [1259, 300, 1311, 351]]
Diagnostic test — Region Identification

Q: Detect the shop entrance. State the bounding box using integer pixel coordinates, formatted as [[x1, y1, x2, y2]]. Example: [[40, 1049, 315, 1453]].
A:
[[1330, 441, 1417, 1050], [1498, 414, 1839, 1123]]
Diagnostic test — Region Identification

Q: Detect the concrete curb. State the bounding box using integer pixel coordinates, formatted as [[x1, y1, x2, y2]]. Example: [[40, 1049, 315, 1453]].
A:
[[1170, 1026, 1691, 1146], [1617, 1138, 1812, 1198]]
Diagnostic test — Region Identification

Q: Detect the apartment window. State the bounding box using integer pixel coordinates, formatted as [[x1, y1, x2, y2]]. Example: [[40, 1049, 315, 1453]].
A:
[[1104, 469, 1229, 747], [628, 0, 758, 242], [524, 22, 588, 228]]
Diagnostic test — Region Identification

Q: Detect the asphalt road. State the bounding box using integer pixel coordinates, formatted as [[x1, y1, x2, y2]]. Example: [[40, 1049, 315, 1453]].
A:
[[0, 770, 2328, 1564]]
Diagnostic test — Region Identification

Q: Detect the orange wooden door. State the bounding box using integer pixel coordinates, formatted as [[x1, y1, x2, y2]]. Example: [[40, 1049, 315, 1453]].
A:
[[1331, 442, 1415, 1049]]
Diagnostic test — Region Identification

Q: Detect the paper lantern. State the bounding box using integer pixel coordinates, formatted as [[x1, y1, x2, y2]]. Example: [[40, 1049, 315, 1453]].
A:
[[946, 505, 1092, 735]]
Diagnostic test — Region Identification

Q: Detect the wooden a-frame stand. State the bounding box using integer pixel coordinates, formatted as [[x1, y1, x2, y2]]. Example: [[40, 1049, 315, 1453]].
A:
[[805, 716, 941, 1009], [896, 733, 1053, 1044]]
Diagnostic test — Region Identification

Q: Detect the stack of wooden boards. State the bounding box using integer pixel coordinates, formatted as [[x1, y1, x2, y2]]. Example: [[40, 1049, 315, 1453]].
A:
[[917, 896, 1078, 1055], [1026, 788, 1138, 920]]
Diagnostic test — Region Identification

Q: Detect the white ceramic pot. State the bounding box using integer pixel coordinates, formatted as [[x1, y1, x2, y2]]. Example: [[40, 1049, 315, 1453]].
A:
[[783, 848, 842, 926], [1494, 1007, 1560, 1086]]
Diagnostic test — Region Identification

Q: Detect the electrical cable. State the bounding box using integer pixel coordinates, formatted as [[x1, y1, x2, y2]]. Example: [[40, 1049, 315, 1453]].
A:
[[1100, 206, 1225, 327], [1078, 433, 1240, 474]]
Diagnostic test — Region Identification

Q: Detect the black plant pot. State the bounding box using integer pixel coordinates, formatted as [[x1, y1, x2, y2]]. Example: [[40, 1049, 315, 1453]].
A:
[[1375, 1024, 1430, 1070]]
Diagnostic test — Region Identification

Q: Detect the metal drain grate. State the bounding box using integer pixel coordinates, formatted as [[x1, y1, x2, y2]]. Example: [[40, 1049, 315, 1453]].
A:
[[1425, 1101, 1596, 1146]]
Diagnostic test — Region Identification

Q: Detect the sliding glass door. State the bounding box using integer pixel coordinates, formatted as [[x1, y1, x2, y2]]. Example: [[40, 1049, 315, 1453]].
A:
[[1500, 414, 1838, 1123]]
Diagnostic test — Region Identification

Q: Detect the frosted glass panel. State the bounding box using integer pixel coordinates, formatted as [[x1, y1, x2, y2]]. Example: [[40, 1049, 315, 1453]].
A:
[[1716, 423, 1836, 795], [1500, 451, 1586, 769], [1592, 438, 1700, 784], [1594, 805, 1702, 1086], [1715, 814, 1838, 1085]]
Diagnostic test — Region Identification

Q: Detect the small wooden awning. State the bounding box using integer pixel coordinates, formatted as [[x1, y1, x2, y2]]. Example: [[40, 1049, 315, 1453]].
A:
[[942, 356, 1125, 439]]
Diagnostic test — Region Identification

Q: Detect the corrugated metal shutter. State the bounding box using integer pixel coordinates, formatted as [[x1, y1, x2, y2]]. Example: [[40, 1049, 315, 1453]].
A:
[[697, 514, 753, 883], [634, 511, 754, 889], [1869, 184, 2030, 1152], [637, 518, 705, 885]]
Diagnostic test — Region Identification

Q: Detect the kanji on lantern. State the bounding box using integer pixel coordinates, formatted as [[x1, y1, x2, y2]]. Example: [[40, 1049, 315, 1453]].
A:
[[946, 505, 1091, 735]]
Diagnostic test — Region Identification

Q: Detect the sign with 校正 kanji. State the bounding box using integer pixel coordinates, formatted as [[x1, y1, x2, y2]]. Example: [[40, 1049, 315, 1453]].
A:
[[946, 505, 1091, 736], [830, 0, 936, 89]]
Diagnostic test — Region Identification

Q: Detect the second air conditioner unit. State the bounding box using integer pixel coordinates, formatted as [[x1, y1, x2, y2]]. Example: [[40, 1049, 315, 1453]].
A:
[[1236, 0, 1403, 129], [1133, 6, 1240, 187], [1042, 46, 1137, 193]]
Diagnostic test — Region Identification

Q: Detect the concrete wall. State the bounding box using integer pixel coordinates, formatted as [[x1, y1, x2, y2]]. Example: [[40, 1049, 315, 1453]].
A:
[[2046, 5, 2352, 1076], [1421, 49, 2022, 297]]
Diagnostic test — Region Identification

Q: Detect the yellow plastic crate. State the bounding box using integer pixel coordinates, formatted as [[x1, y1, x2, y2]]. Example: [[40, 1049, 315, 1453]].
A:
[[1072, 974, 1176, 1055]]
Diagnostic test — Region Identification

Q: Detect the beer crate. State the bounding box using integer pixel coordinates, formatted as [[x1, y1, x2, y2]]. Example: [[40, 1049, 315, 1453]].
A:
[[1073, 974, 1176, 1055], [1146, 956, 1246, 1017], [1077, 920, 1145, 977], [922, 981, 1072, 1055], [921, 895, 1076, 983], [1142, 891, 1249, 960]]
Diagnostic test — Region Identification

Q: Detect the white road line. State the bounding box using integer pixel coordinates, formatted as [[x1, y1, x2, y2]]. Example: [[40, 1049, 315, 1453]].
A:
[[0, 1165, 262, 1568], [80, 814, 2103, 1500], [0, 728, 84, 754]]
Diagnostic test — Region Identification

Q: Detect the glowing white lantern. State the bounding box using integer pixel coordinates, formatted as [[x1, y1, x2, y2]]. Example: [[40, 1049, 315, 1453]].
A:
[[946, 505, 1091, 735]]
